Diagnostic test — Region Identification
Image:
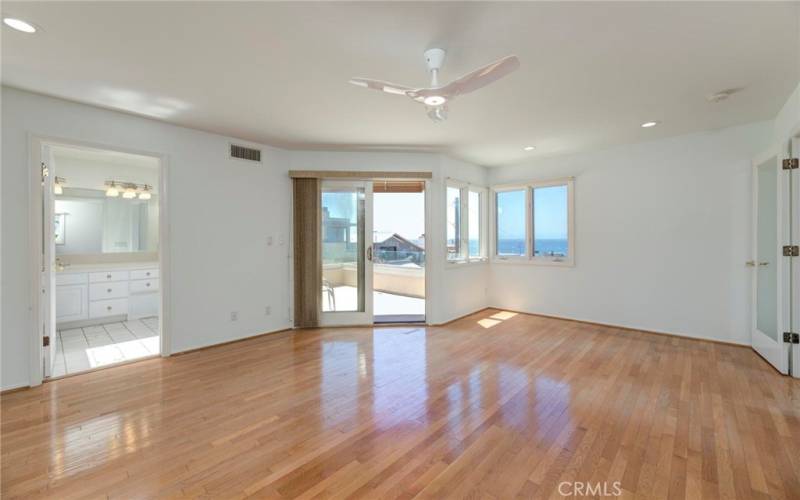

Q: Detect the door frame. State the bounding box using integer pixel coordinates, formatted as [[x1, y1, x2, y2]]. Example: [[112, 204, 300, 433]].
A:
[[319, 180, 374, 327], [27, 133, 171, 386], [790, 133, 800, 378]]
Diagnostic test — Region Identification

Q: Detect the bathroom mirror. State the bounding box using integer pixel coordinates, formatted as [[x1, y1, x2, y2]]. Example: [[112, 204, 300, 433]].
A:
[[54, 188, 159, 255]]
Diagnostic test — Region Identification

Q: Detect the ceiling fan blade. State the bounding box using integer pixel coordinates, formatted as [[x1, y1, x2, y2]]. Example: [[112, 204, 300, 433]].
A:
[[439, 55, 520, 98], [349, 78, 417, 96]]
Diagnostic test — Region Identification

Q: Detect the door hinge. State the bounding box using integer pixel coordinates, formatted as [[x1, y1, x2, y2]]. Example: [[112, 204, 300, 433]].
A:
[[783, 158, 799, 170], [43, 336, 50, 347], [784, 332, 800, 344], [783, 245, 800, 257]]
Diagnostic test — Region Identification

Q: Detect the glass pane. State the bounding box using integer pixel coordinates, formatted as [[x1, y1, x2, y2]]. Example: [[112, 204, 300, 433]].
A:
[[496, 190, 526, 256], [533, 185, 569, 258], [468, 190, 481, 258], [756, 161, 778, 340], [321, 185, 365, 312], [446, 186, 462, 260]]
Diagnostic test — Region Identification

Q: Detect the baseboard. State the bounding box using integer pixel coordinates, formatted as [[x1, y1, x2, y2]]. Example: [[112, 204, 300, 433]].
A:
[[1, 385, 31, 395], [432, 307, 491, 327], [172, 325, 293, 356], [489, 306, 750, 348]]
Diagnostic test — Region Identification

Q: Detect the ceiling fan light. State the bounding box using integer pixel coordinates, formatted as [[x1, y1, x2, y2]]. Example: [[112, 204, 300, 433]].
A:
[[423, 95, 446, 106]]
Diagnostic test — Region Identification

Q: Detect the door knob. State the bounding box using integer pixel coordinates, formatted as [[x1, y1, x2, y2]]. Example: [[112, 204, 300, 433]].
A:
[[745, 261, 755, 267], [758, 261, 769, 266]]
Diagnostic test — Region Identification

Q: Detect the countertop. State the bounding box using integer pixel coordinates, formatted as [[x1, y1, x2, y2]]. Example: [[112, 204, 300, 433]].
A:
[[57, 262, 159, 273]]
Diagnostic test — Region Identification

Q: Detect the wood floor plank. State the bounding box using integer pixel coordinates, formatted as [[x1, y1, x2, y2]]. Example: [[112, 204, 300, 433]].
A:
[[2, 309, 799, 499]]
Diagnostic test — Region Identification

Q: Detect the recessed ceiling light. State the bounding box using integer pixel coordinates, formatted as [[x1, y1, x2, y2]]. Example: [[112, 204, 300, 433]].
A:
[[523, 146, 535, 151], [3, 17, 37, 33], [641, 121, 659, 128]]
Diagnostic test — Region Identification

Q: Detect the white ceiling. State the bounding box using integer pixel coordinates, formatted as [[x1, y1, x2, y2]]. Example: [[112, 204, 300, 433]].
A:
[[3, 2, 798, 166]]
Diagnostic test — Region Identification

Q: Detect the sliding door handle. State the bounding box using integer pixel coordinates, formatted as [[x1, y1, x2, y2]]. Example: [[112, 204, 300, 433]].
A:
[[367, 246, 373, 261]]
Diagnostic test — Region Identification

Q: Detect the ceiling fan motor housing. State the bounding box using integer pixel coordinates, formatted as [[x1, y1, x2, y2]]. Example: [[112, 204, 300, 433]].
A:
[[424, 48, 446, 71]]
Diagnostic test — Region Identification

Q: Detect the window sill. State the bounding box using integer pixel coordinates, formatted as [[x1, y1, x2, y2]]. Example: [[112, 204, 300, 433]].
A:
[[491, 257, 574, 267], [446, 258, 489, 268]]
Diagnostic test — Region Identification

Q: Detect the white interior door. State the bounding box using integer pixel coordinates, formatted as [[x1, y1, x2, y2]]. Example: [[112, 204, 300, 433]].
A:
[[320, 180, 373, 326], [41, 145, 57, 377], [750, 153, 789, 374]]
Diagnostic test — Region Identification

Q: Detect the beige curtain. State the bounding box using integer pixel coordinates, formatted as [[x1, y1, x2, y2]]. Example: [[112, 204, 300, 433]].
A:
[[293, 178, 321, 328]]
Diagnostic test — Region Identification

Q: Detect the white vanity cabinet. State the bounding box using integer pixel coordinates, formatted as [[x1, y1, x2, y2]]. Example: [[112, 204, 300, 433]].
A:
[[56, 264, 159, 327], [55, 273, 89, 323]]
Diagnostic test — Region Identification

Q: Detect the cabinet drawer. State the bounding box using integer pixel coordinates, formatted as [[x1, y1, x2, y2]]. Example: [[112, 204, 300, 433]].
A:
[[90, 282, 129, 300], [130, 279, 159, 294], [89, 298, 128, 319], [130, 268, 159, 280], [56, 273, 88, 286], [89, 271, 130, 283]]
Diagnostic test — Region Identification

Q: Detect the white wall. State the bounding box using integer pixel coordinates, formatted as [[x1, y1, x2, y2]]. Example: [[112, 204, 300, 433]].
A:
[[2, 87, 293, 389], [488, 121, 773, 344]]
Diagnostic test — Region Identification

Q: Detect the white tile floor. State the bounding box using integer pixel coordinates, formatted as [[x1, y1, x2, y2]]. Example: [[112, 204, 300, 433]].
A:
[[52, 317, 160, 377]]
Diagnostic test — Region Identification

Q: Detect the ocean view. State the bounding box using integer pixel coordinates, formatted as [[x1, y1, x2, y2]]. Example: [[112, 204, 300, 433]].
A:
[[495, 238, 568, 257]]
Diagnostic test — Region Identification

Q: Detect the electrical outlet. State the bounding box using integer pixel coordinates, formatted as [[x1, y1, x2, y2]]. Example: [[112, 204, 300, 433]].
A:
[[265, 305, 271, 316], [230, 311, 239, 321]]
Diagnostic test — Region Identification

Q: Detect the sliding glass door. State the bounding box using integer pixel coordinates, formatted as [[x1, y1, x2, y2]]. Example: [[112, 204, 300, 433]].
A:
[[320, 181, 373, 325]]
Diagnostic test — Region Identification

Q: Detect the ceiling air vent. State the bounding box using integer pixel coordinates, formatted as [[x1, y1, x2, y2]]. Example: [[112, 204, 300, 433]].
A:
[[230, 144, 261, 163]]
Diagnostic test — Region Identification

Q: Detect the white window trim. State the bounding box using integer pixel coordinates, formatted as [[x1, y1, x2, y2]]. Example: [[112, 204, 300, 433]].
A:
[[446, 179, 489, 265], [490, 177, 575, 267], [467, 186, 489, 262]]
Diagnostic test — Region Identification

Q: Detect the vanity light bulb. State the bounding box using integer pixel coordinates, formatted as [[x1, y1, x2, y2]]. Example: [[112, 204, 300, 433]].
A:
[[138, 191, 152, 200], [122, 188, 137, 199], [106, 185, 119, 197]]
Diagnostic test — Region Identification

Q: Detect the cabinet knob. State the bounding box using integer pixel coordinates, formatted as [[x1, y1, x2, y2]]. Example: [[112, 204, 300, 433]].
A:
[[146, 272, 150, 276], [106, 274, 112, 279], [146, 282, 151, 287], [107, 306, 112, 311], [107, 288, 112, 293]]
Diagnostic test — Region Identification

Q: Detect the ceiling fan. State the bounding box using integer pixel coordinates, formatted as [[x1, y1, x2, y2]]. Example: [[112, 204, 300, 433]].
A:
[[349, 48, 520, 122]]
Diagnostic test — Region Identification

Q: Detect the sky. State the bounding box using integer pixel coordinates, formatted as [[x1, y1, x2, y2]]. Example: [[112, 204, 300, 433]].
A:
[[497, 185, 567, 240], [373, 192, 425, 241]]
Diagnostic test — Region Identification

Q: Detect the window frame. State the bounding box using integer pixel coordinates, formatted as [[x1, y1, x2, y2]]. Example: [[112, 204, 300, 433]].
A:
[[445, 180, 488, 265], [491, 177, 575, 267]]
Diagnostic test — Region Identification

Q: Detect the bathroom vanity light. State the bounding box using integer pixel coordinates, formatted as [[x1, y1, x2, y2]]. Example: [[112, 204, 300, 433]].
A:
[[122, 186, 138, 199], [105, 181, 120, 197], [138, 185, 152, 200], [53, 177, 66, 195]]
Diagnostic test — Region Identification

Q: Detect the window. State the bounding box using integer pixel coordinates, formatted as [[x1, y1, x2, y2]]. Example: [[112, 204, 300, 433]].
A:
[[446, 186, 462, 260], [533, 185, 568, 258], [446, 182, 488, 263], [493, 178, 574, 265], [495, 189, 527, 257], [468, 188, 486, 259]]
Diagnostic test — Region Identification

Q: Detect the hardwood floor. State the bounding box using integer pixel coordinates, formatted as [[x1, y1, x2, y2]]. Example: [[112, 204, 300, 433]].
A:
[[2, 309, 799, 499]]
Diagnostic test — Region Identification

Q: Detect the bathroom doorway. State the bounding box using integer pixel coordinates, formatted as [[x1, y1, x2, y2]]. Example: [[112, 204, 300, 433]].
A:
[[34, 140, 167, 379]]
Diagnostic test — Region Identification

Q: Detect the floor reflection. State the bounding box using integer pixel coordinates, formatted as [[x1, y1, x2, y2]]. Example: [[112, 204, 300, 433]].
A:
[[372, 328, 428, 429]]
